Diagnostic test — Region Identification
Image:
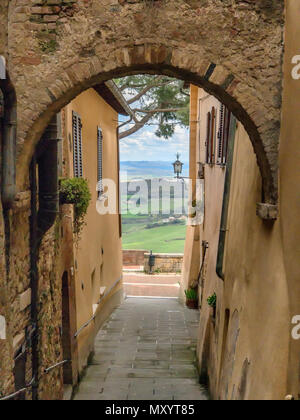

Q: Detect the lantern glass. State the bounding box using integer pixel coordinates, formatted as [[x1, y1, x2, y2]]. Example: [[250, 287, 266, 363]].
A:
[[172, 153, 184, 177], [174, 162, 182, 174]]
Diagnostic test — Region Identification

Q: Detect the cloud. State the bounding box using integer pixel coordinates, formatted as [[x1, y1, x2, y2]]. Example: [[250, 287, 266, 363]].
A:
[[120, 124, 189, 161]]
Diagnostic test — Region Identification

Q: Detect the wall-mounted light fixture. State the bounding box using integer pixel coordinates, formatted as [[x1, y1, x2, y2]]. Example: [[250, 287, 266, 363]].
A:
[[172, 153, 184, 179]]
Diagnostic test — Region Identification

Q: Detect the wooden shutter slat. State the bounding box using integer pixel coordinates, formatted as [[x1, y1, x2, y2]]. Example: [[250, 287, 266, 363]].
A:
[[222, 108, 231, 164], [217, 104, 224, 164], [206, 112, 211, 164]]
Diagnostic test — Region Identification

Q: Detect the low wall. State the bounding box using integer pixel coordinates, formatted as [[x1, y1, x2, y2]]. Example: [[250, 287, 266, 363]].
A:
[[144, 253, 184, 274], [123, 249, 148, 266]]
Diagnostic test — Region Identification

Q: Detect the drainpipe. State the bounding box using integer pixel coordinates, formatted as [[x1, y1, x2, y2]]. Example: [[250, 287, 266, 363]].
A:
[[216, 116, 237, 280], [30, 115, 60, 400], [36, 114, 61, 244], [30, 154, 39, 400], [1, 84, 17, 209]]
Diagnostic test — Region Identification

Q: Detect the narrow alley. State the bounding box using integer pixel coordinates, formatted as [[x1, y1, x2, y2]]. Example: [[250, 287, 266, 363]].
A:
[[1, 1, 300, 402], [73, 298, 208, 401]]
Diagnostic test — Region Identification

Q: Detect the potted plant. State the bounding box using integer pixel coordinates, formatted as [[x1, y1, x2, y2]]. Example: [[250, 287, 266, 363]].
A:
[[59, 178, 91, 239], [185, 288, 199, 309], [207, 292, 217, 320]]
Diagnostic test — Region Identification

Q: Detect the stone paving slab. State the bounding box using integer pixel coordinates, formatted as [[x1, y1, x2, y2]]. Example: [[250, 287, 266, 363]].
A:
[[73, 297, 208, 401]]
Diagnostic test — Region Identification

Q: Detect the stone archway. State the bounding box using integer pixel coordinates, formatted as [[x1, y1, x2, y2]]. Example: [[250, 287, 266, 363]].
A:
[[6, 0, 284, 212]]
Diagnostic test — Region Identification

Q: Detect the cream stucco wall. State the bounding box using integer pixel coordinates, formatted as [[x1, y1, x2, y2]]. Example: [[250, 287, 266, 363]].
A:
[[184, 83, 294, 400], [215, 123, 289, 400], [280, 0, 300, 398], [63, 88, 123, 373]]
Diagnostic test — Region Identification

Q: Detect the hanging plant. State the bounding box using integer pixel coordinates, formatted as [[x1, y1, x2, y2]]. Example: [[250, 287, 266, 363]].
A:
[[207, 292, 217, 321], [59, 178, 91, 239], [207, 293, 217, 308]]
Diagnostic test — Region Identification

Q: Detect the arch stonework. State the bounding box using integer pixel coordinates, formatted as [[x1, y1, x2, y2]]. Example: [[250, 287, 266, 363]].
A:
[[6, 0, 284, 209]]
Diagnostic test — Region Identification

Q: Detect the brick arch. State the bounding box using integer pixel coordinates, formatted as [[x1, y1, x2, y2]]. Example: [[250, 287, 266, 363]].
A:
[[16, 45, 279, 209], [9, 1, 284, 215]]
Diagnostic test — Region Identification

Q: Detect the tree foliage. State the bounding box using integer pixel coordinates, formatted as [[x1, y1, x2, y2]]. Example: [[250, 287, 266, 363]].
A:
[[114, 75, 190, 140]]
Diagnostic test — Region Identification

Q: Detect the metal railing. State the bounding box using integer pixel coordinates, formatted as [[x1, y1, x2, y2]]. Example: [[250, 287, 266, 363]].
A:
[[0, 277, 123, 400], [74, 276, 122, 338], [0, 377, 35, 401]]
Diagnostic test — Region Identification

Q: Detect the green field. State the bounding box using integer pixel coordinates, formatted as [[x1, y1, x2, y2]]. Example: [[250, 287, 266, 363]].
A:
[[121, 177, 188, 253], [122, 215, 187, 253]]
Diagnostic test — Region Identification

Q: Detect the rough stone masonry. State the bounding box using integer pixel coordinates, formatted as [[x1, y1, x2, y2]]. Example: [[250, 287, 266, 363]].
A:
[[4, 0, 283, 205]]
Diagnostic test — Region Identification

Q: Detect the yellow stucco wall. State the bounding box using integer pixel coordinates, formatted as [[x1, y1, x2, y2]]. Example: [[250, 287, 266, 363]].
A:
[[280, 0, 300, 398], [184, 84, 293, 399], [64, 88, 123, 373], [216, 123, 289, 400]]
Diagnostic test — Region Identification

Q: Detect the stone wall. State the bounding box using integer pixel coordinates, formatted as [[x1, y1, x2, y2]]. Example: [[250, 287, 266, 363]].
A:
[[36, 221, 64, 400], [144, 253, 183, 274], [0, 192, 64, 400], [123, 249, 148, 267], [0, 193, 32, 399], [0, 201, 14, 398], [0, 0, 8, 56], [2, 0, 284, 207]]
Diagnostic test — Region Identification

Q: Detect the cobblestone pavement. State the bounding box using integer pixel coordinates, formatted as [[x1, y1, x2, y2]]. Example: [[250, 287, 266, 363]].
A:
[[74, 298, 208, 400]]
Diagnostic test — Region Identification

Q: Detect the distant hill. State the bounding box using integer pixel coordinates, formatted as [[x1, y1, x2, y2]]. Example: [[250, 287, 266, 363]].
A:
[[120, 161, 189, 180]]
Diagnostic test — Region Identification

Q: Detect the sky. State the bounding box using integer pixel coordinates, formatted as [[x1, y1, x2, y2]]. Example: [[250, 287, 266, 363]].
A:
[[119, 123, 190, 163]]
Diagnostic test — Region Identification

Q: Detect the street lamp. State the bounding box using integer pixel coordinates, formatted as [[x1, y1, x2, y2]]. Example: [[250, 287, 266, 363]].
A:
[[173, 153, 184, 179]]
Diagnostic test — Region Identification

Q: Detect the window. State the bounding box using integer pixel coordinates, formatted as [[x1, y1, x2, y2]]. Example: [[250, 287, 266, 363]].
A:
[[97, 126, 103, 198], [217, 104, 231, 165], [72, 111, 83, 177], [206, 106, 216, 164]]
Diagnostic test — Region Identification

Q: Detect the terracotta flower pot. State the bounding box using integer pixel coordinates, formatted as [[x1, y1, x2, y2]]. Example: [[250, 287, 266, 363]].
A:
[[186, 299, 198, 310]]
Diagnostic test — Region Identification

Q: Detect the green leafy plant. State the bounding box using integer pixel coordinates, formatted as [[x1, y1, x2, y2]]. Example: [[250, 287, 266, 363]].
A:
[[207, 293, 217, 308], [59, 178, 91, 239], [185, 288, 198, 301]]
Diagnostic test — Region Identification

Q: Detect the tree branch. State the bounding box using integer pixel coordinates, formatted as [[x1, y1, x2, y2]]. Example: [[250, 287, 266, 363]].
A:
[[133, 107, 184, 114], [119, 75, 164, 93], [119, 113, 154, 140], [180, 88, 190, 97], [127, 78, 173, 105]]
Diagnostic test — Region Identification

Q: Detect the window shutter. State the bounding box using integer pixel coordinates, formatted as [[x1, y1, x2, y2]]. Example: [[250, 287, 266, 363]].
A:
[[216, 105, 232, 165], [217, 104, 225, 164], [72, 112, 83, 177], [206, 111, 211, 164], [221, 108, 231, 165], [97, 127, 103, 198], [210, 106, 216, 164]]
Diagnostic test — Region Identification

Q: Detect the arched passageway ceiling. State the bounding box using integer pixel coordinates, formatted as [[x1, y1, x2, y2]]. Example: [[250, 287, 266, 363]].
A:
[[7, 0, 284, 208]]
